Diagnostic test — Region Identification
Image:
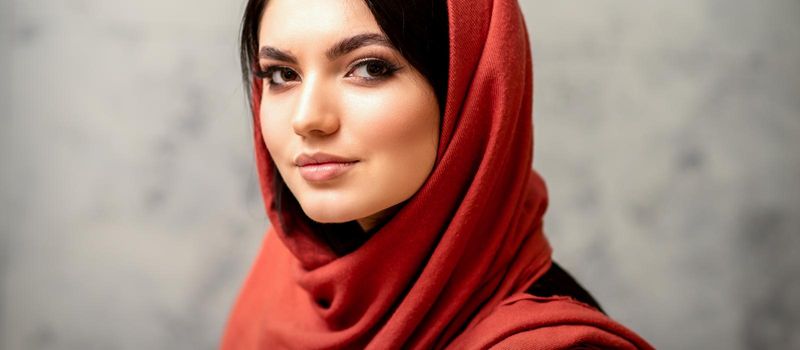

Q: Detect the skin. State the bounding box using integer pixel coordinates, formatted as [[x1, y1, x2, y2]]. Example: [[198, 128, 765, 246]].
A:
[[257, 0, 440, 231]]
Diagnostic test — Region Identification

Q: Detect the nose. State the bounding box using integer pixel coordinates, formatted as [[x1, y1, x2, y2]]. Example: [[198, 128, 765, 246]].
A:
[[291, 75, 340, 138]]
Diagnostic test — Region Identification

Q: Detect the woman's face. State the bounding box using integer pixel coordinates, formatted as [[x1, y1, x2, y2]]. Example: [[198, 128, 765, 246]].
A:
[[258, 0, 440, 231]]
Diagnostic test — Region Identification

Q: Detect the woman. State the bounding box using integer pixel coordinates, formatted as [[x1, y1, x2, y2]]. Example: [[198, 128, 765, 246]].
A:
[[223, 0, 654, 348]]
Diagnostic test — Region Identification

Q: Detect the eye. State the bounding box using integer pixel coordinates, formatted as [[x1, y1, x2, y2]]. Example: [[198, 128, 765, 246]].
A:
[[347, 59, 401, 81], [256, 66, 300, 87]]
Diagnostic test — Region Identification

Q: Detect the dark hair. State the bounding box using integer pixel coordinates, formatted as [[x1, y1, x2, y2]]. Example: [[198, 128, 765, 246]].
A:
[[239, 0, 449, 255]]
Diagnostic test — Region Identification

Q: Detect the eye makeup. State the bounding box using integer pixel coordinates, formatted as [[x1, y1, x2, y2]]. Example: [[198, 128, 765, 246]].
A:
[[345, 57, 403, 82], [255, 53, 405, 90]]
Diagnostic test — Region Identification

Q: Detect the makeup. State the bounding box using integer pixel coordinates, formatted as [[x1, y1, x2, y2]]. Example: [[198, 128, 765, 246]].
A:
[[257, 0, 439, 226], [298, 162, 358, 182], [295, 153, 359, 182]]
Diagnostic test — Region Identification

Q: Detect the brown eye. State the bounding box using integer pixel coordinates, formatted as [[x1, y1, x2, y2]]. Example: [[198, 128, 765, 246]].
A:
[[349, 59, 399, 80], [256, 66, 300, 87], [366, 61, 388, 76], [271, 67, 299, 84]]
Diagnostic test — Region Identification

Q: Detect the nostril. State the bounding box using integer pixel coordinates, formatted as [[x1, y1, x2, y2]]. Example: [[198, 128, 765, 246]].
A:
[[315, 298, 331, 309]]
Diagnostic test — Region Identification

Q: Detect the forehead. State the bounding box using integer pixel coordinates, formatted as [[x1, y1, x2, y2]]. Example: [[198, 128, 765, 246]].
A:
[[259, 0, 381, 47]]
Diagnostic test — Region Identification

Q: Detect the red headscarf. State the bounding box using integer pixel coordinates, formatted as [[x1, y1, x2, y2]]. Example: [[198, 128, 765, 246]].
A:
[[222, 0, 654, 348]]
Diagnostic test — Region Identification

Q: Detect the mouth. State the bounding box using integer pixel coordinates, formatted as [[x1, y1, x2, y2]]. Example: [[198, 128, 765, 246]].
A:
[[294, 152, 359, 182]]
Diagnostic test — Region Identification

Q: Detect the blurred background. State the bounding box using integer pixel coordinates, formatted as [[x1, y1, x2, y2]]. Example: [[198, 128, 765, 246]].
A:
[[1, 0, 798, 349]]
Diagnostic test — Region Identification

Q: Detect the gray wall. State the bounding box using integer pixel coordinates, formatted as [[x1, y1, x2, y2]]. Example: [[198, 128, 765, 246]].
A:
[[1, 0, 798, 349]]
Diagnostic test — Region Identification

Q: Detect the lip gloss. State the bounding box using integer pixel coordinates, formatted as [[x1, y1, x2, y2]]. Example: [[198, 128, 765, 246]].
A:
[[298, 162, 357, 182]]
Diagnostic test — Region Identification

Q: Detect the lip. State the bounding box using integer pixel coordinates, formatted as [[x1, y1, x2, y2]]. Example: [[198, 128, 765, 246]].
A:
[[294, 152, 359, 182]]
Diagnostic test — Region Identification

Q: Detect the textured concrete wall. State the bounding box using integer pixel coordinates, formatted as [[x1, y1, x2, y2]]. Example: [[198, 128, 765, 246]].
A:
[[2, 0, 798, 349], [520, 1, 800, 348]]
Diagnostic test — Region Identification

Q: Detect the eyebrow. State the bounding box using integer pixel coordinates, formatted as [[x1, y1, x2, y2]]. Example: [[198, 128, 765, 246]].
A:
[[258, 46, 298, 64], [258, 33, 393, 63]]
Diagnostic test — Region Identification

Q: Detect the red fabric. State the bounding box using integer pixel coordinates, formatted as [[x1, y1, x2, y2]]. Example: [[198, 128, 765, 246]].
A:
[[448, 294, 653, 349], [222, 0, 654, 349]]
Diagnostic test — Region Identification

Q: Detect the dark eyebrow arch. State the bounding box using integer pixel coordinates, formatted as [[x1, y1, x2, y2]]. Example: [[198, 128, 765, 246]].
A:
[[325, 33, 393, 60], [259, 46, 298, 64], [258, 33, 393, 64]]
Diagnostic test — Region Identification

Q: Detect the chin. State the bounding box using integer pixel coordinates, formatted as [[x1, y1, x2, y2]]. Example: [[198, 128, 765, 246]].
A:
[[303, 211, 354, 224], [297, 197, 364, 224]]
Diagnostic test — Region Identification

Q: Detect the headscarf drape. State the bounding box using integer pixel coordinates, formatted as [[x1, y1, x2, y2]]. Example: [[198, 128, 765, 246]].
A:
[[222, 0, 653, 348]]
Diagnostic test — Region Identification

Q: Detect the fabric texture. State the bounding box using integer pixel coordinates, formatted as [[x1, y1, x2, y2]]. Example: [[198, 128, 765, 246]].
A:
[[222, 0, 654, 348]]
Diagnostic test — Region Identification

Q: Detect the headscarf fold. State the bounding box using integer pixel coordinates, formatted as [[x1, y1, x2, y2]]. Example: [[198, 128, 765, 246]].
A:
[[223, 0, 653, 348]]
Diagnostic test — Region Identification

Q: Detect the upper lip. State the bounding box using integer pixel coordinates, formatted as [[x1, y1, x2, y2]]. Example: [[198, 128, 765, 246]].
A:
[[294, 152, 359, 166]]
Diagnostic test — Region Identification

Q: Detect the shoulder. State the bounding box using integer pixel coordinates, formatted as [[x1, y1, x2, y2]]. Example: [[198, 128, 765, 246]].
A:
[[447, 293, 654, 350]]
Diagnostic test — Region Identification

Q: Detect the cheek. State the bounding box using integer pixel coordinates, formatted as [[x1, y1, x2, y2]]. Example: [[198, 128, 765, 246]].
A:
[[343, 81, 440, 178], [259, 101, 293, 169]]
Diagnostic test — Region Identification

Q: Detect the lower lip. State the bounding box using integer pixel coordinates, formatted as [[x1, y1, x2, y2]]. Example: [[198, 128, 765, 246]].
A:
[[298, 162, 358, 182]]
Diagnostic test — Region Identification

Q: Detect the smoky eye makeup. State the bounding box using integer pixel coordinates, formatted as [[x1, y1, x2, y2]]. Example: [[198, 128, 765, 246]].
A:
[[346, 57, 404, 82], [255, 48, 406, 89], [344, 48, 405, 81], [255, 66, 298, 82], [254, 65, 301, 91]]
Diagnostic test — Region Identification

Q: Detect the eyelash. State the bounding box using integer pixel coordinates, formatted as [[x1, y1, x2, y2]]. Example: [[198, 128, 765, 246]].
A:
[[255, 58, 402, 89]]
